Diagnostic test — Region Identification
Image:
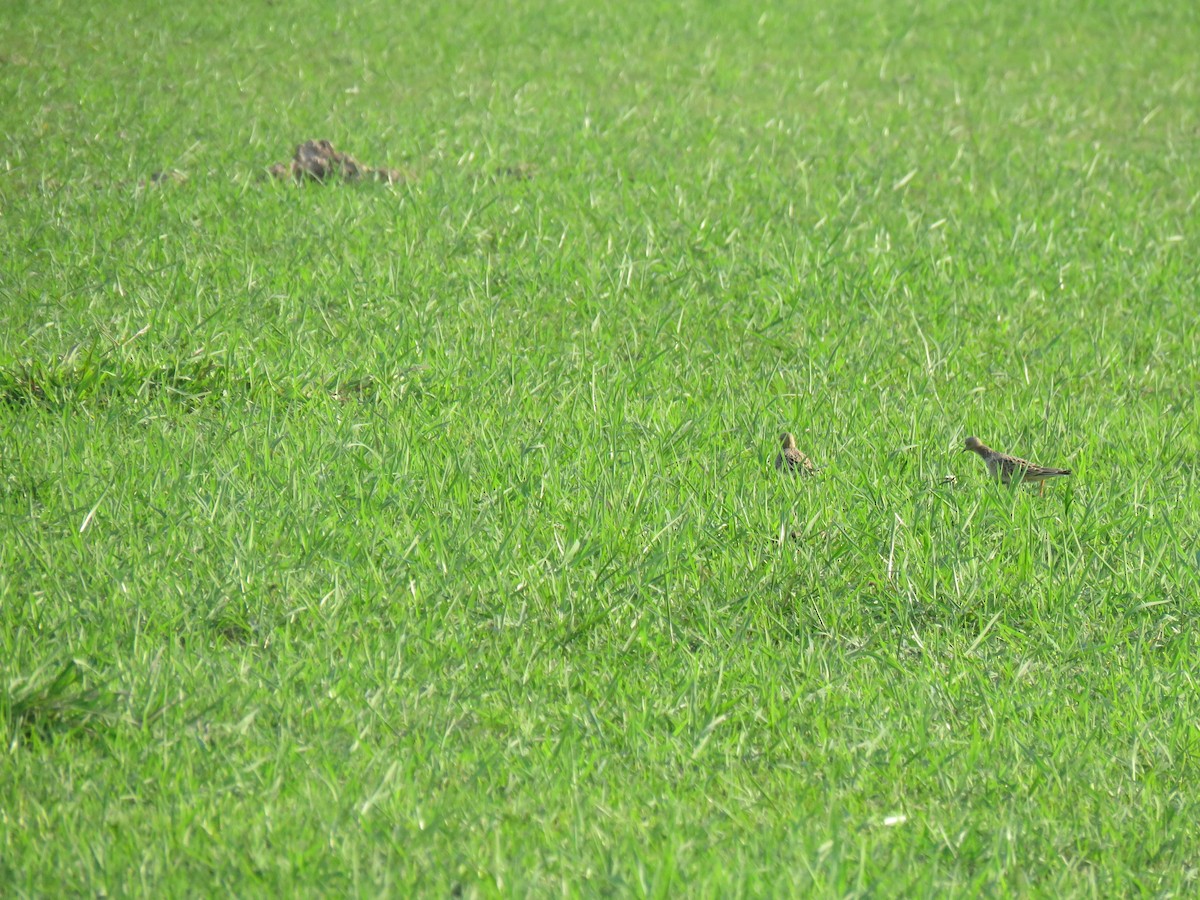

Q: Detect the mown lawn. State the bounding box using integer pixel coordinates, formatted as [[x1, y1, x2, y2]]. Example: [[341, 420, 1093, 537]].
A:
[[2, 0, 1199, 894]]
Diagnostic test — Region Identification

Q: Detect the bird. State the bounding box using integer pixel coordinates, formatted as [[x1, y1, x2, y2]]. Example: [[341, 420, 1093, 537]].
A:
[[776, 432, 817, 474], [963, 436, 1071, 493]]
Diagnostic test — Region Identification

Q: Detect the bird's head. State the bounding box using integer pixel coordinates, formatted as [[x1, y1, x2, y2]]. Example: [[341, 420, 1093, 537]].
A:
[[963, 436, 984, 453]]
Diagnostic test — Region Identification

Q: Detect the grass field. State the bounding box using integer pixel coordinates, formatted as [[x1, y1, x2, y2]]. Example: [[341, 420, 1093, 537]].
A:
[[3, 0, 1200, 894]]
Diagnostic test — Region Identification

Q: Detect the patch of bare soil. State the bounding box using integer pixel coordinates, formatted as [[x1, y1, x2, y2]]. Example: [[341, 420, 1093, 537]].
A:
[[268, 139, 403, 184]]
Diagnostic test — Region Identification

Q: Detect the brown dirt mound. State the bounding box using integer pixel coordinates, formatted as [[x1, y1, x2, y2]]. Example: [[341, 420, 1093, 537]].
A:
[[494, 162, 537, 181], [269, 139, 403, 184], [139, 169, 188, 190]]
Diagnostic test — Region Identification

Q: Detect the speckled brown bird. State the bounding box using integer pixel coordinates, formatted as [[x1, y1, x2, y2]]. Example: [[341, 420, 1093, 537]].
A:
[[776, 432, 817, 475], [963, 436, 1071, 493]]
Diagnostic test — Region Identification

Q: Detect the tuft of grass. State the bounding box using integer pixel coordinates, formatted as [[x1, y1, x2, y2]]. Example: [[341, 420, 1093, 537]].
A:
[[0, 347, 243, 409], [0, 349, 422, 409], [2, 660, 122, 745]]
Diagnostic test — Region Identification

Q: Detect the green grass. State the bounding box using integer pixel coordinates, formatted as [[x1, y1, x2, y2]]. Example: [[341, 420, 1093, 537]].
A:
[[3, 0, 1200, 894]]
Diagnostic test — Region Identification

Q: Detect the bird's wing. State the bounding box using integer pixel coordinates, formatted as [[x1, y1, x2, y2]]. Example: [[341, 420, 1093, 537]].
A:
[[1002, 454, 1069, 478], [1026, 464, 1071, 477], [993, 454, 1026, 478]]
